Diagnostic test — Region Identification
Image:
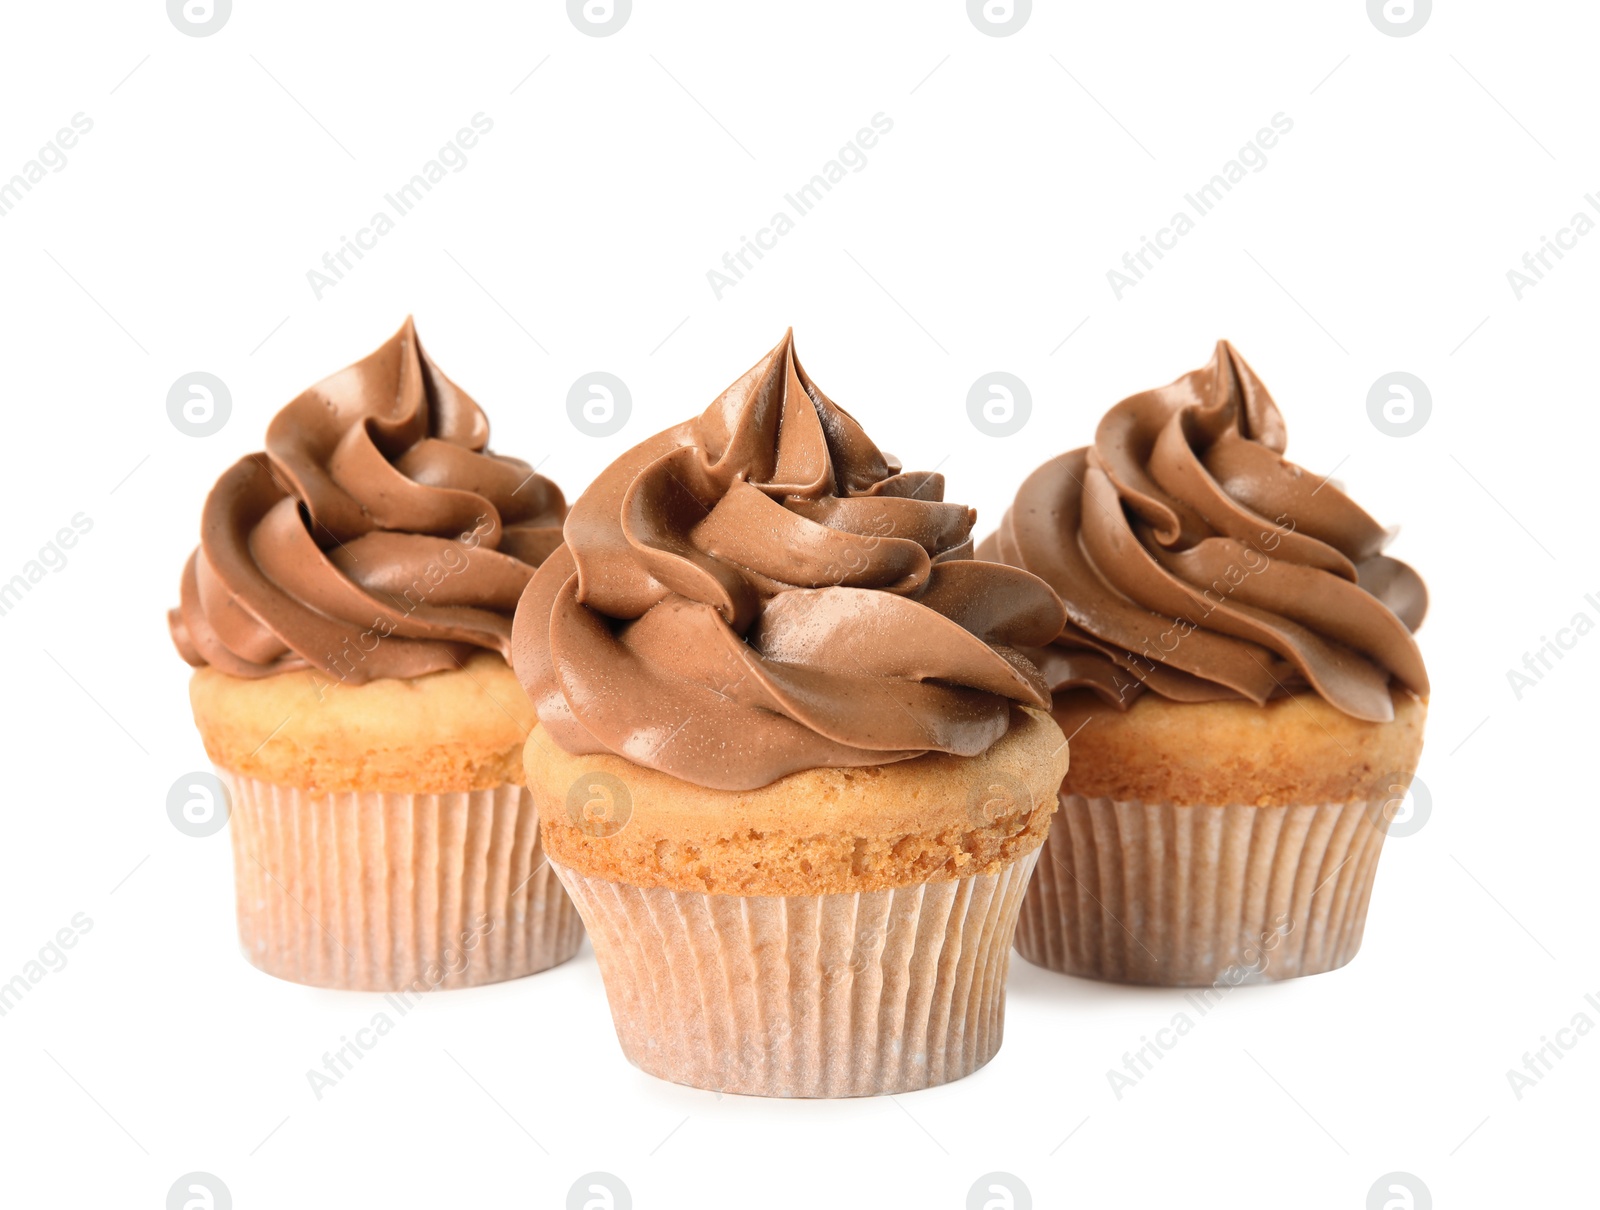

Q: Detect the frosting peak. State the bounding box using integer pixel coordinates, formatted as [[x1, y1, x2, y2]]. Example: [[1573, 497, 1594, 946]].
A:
[[980, 341, 1428, 722], [170, 317, 566, 682], [513, 330, 1066, 790]]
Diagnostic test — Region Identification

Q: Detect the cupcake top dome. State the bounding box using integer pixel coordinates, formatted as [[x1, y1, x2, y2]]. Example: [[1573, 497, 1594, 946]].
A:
[[169, 317, 567, 683], [978, 340, 1429, 722], [512, 330, 1065, 790]]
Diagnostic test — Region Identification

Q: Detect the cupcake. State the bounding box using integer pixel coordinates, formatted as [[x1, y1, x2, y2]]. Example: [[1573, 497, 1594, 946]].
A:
[[513, 331, 1068, 1096], [980, 341, 1428, 985], [170, 317, 583, 991]]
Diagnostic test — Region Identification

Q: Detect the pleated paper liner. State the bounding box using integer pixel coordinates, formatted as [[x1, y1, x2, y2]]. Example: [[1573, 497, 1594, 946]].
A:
[[1015, 794, 1391, 986], [226, 774, 583, 991], [553, 849, 1039, 1098]]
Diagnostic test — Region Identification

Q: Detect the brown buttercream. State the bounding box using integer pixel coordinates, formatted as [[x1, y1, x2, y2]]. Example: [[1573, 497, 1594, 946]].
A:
[[978, 341, 1428, 722], [169, 317, 565, 682], [512, 330, 1065, 790]]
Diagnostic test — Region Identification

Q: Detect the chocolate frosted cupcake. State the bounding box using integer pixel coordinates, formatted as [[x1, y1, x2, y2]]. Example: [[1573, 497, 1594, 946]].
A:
[[980, 341, 1429, 985], [170, 317, 583, 991], [514, 331, 1067, 1096]]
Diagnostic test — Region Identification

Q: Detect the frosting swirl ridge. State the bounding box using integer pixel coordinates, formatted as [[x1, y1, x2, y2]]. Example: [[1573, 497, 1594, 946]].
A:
[[979, 341, 1428, 722], [170, 317, 566, 682], [512, 330, 1066, 790]]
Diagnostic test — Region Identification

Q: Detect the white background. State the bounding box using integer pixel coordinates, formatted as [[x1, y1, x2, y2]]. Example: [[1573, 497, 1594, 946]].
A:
[[0, 1, 1593, 1206]]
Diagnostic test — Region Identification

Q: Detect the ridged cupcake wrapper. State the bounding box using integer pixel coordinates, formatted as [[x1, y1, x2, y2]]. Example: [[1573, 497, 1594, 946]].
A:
[[552, 850, 1040, 1098], [225, 774, 584, 991], [1015, 794, 1390, 986]]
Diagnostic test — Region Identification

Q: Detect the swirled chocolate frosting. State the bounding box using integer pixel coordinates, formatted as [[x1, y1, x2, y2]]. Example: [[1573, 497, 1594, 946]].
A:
[[512, 330, 1065, 790], [169, 317, 566, 682], [978, 341, 1428, 722]]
